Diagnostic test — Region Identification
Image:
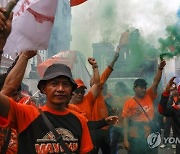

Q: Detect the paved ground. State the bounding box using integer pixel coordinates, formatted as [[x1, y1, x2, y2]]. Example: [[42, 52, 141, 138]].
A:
[[118, 145, 176, 154]]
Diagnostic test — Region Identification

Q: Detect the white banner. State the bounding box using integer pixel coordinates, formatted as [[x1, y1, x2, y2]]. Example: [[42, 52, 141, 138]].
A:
[[3, 0, 58, 58]]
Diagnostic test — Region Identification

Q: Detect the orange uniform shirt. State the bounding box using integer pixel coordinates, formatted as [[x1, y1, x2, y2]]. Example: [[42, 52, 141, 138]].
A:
[[73, 91, 95, 120], [92, 66, 112, 129], [122, 87, 157, 137]]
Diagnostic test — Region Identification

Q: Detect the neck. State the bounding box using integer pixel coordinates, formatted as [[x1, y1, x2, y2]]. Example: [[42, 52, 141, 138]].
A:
[[46, 102, 66, 111]]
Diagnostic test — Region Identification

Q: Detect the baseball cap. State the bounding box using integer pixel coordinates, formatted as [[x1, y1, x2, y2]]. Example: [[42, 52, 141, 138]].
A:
[[134, 78, 148, 87], [75, 78, 87, 89], [37, 63, 77, 92]]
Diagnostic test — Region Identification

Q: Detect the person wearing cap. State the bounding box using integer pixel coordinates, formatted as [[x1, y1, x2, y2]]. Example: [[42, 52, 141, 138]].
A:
[[0, 53, 93, 153], [89, 50, 120, 154], [158, 77, 180, 153], [70, 57, 100, 121], [122, 59, 166, 154]]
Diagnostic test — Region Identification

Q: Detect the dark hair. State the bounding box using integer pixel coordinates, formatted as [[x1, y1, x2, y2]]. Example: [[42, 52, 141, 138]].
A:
[[115, 81, 129, 95]]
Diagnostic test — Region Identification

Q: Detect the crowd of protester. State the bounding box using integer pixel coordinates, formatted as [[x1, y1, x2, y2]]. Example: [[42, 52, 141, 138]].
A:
[[0, 6, 180, 154]]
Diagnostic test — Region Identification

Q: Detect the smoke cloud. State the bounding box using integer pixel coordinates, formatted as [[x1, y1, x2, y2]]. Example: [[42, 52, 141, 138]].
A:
[[71, 0, 180, 56]]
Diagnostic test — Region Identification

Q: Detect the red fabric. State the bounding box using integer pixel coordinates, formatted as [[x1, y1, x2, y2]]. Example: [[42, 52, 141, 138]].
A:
[[178, 85, 180, 94], [173, 105, 179, 110], [70, 0, 87, 7], [158, 104, 164, 114], [0, 116, 8, 126], [37, 51, 77, 77], [163, 91, 170, 97]]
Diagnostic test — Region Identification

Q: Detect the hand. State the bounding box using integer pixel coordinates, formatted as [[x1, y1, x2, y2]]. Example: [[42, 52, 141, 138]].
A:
[[19, 50, 37, 60], [165, 76, 176, 92], [0, 8, 6, 31], [158, 59, 166, 70], [123, 139, 130, 150], [0, 8, 13, 49], [88, 57, 97, 67], [0, 9, 13, 39], [105, 116, 118, 125]]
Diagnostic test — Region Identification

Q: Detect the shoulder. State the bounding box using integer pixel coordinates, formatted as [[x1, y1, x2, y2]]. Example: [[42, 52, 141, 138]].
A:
[[67, 109, 88, 123]]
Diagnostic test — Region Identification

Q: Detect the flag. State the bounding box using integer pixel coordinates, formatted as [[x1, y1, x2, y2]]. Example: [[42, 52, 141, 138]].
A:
[[3, 0, 58, 58], [37, 50, 91, 90], [37, 50, 77, 77], [70, 0, 87, 7]]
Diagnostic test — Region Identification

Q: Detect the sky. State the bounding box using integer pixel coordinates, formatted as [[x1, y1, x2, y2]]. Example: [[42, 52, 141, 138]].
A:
[[71, 0, 180, 58]]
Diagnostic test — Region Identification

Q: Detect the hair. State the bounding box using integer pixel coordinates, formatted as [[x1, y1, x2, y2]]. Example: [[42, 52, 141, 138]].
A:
[[115, 81, 129, 95]]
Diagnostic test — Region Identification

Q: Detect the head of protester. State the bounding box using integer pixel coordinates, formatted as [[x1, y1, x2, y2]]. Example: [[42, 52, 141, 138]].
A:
[[133, 78, 148, 98], [115, 81, 130, 96], [37, 63, 77, 110], [71, 78, 87, 103]]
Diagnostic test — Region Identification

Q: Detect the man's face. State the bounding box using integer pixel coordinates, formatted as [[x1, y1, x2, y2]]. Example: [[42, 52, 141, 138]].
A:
[[43, 76, 73, 106], [71, 87, 86, 103], [134, 85, 147, 98]]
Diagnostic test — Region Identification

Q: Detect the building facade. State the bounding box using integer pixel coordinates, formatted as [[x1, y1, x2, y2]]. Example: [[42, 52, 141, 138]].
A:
[[47, 0, 72, 58]]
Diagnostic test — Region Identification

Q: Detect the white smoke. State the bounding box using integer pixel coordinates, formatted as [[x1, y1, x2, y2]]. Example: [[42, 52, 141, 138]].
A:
[[71, 0, 180, 55]]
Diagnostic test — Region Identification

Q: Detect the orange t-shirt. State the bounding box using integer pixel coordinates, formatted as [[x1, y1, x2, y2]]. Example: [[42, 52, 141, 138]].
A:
[[92, 66, 112, 129], [68, 104, 87, 118], [122, 87, 157, 137], [1, 98, 93, 154], [72, 91, 95, 120], [0, 96, 35, 154]]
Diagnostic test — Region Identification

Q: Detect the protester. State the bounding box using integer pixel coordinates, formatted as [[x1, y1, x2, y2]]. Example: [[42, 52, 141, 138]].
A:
[[158, 77, 180, 154], [90, 49, 119, 154], [122, 59, 166, 154], [70, 57, 100, 121], [160, 117, 176, 149], [0, 55, 37, 154], [111, 81, 131, 154], [0, 56, 94, 153]]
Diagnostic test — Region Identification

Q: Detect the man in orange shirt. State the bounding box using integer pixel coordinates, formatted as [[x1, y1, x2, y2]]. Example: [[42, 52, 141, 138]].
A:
[[70, 57, 100, 121], [122, 59, 166, 154], [91, 50, 119, 154]]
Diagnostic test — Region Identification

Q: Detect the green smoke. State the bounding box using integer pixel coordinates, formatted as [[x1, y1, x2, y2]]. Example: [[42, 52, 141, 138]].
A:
[[158, 23, 180, 59], [97, 0, 118, 43]]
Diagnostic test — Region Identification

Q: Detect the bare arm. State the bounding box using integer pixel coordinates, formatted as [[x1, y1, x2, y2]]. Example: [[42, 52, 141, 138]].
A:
[[88, 57, 100, 98], [109, 47, 120, 69], [151, 59, 166, 94], [100, 48, 120, 85], [1, 51, 37, 96]]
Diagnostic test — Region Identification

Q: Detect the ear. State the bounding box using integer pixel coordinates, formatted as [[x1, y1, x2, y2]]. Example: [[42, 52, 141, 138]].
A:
[[40, 85, 46, 94], [133, 87, 136, 92]]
